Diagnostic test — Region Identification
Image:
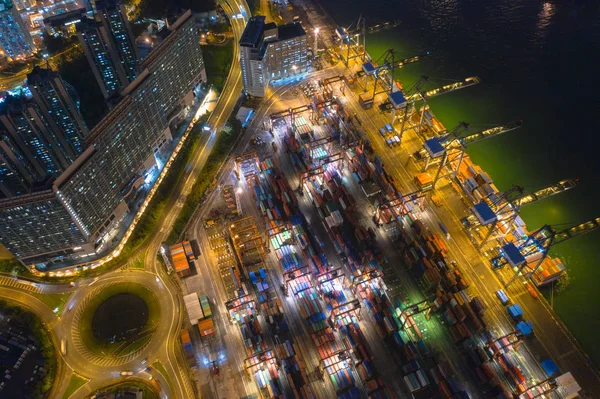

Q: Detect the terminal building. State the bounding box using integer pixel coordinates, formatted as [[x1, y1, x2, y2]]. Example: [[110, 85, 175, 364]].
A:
[[240, 16, 307, 97], [0, 10, 206, 263]]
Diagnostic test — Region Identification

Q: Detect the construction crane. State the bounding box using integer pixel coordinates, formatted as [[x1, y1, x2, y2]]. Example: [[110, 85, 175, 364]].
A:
[[463, 178, 579, 248], [421, 121, 523, 188], [491, 217, 600, 287], [337, 15, 366, 68]]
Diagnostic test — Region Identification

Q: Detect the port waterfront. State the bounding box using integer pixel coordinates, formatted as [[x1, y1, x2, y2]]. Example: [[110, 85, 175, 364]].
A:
[[311, 0, 600, 369]]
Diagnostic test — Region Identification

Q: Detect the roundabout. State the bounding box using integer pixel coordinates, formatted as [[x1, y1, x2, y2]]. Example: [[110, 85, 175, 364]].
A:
[[71, 280, 161, 367]]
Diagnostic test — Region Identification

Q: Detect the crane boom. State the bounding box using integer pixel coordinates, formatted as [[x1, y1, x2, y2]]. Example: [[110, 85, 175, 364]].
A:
[[513, 179, 579, 208], [553, 217, 600, 245], [356, 53, 430, 79], [408, 76, 481, 102], [459, 120, 523, 146]]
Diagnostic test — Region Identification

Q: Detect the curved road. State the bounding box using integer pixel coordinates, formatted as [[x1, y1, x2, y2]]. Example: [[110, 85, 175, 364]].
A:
[[0, 0, 249, 398]]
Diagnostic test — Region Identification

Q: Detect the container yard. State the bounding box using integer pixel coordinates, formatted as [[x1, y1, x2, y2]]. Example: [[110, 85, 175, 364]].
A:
[[175, 11, 599, 397]]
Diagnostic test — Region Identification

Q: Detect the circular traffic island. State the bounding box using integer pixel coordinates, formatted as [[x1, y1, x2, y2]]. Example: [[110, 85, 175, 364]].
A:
[[76, 282, 160, 360], [92, 293, 149, 343]]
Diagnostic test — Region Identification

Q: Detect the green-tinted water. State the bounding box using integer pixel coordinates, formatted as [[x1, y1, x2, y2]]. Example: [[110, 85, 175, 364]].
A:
[[319, 0, 600, 365]]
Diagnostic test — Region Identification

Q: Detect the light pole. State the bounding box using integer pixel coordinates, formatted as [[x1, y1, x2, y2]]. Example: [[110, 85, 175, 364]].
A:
[[313, 28, 320, 58], [292, 65, 297, 77]]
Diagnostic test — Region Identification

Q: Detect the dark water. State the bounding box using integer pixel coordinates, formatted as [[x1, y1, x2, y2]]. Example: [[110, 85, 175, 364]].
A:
[[319, 0, 600, 365]]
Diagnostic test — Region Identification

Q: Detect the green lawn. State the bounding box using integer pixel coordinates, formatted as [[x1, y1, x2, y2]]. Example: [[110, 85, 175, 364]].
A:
[[32, 292, 72, 314], [61, 373, 88, 399], [203, 41, 234, 92], [79, 283, 160, 357], [129, 255, 146, 270]]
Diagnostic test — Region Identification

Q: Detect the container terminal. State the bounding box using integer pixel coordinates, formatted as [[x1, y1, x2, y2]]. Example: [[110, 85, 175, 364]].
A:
[[171, 5, 600, 399]]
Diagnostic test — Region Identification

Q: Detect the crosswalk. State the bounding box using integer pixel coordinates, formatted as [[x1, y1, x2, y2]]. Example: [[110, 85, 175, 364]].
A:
[[0, 276, 43, 294]]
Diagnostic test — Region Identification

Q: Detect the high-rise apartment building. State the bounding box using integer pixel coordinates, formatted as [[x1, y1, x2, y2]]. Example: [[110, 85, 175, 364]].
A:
[[76, 17, 125, 98], [96, 0, 139, 83], [0, 10, 205, 262], [240, 16, 307, 97], [0, 138, 35, 198], [27, 66, 89, 156], [0, 95, 72, 177], [0, 0, 35, 60]]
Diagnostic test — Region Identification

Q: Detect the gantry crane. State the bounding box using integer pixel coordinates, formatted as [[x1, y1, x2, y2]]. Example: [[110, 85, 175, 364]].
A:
[[492, 216, 600, 287], [374, 189, 428, 226], [337, 15, 366, 68], [518, 378, 559, 399], [420, 121, 523, 188], [363, 48, 397, 101], [485, 330, 524, 358], [463, 179, 579, 248], [386, 76, 482, 142], [298, 152, 344, 192], [396, 297, 434, 330], [357, 51, 430, 98]]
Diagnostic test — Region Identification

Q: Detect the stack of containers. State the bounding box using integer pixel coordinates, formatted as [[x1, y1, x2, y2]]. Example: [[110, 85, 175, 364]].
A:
[[356, 278, 394, 338], [279, 343, 315, 398], [179, 328, 196, 368], [248, 349, 284, 398], [260, 157, 298, 219], [496, 352, 527, 392]]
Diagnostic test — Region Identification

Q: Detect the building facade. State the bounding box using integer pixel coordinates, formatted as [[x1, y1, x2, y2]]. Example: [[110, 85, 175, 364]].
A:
[[27, 66, 89, 156], [76, 17, 125, 99], [0, 0, 35, 60], [240, 16, 307, 97], [0, 11, 206, 262], [0, 138, 34, 198], [0, 95, 72, 177], [96, 0, 139, 83], [0, 191, 89, 260]]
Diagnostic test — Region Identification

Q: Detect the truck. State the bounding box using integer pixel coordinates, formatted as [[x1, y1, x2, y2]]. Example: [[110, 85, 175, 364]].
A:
[[507, 304, 523, 321], [198, 295, 216, 337]]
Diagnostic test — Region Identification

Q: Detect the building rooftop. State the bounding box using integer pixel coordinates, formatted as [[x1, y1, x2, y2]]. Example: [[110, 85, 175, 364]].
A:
[[26, 66, 54, 86], [277, 22, 306, 40], [95, 0, 123, 11], [76, 16, 103, 32], [240, 16, 266, 47], [43, 8, 86, 27]]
